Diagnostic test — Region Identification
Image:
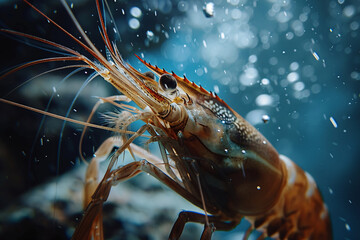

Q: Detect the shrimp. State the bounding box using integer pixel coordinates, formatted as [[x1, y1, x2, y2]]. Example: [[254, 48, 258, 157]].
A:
[[0, 0, 332, 239]]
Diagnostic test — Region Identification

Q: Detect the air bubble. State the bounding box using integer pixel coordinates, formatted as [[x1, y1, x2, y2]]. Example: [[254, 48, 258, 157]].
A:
[[311, 50, 320, 61], [285, 32, 294, 40], [329, 116, 338, 128], [248, 55, 257, 63], [255, 94, 273, 106], [177, 1, 188, 12], [290, 62, 299, 71], [343, 5, 355, 18], [345, 223, 351, 231], [130, 7, 142, 18], [203, 2, 215, 18], [146, 30, 154, 40], [262, 115, 270, 123], [129, 18, 140, 29], [203, 40, 207, 48], [293, 81, 305, 91], [261, 78, 270, 85], [220, 32, 225, 39], [287, 72, 299, 82]]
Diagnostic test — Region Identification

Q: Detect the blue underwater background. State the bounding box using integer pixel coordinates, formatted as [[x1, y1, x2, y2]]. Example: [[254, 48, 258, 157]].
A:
[[0, 0, 359, 239]]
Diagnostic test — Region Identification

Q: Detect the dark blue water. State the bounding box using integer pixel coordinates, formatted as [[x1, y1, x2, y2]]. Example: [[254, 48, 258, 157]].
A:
[[0, 0, 359, 239]]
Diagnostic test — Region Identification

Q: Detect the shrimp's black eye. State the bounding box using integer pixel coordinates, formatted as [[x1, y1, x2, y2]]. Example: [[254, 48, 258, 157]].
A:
[[159, 74, 177, 91]]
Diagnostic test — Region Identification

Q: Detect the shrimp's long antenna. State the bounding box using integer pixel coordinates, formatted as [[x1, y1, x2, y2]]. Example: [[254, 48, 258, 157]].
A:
[[0, 29, 78, 57], [0, 29, 80, 56], [0, 56, 83, 80], [102, 0, 122, 42], [59, 0, 104, 57], [23, 0, 108, 71], [28, 67, 87, 171], [95, 0, 114, 54], [57, 71, 98, 174], [3, 64, 89, 97], [0, 98, 143, 136]]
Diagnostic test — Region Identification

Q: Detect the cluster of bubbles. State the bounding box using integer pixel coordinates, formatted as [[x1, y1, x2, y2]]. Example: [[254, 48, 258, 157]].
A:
[[173, 0, 319, 125], [118, 0, 358, 128], [128, 6, 142, 30]]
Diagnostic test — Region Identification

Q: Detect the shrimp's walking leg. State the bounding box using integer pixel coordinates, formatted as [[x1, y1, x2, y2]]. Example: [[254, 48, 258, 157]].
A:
[[169, 211, 240, 240], [81, 95, 145, 238], [83, 137, 122, 208], [74, 158, 200, 240], [82, 136, 123, 240], [74, 125, 213, 240], [83, 134, 179, 208], [74, 124, 184, 240], [74, 124, 149, 240]]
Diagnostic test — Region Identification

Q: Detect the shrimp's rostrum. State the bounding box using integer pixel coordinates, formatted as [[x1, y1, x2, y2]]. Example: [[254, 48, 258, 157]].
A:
[[0, 0, 332, 239]]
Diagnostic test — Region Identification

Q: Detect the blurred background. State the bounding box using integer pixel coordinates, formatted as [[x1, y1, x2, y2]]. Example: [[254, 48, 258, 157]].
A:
[[0, 0, 359, 239]]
